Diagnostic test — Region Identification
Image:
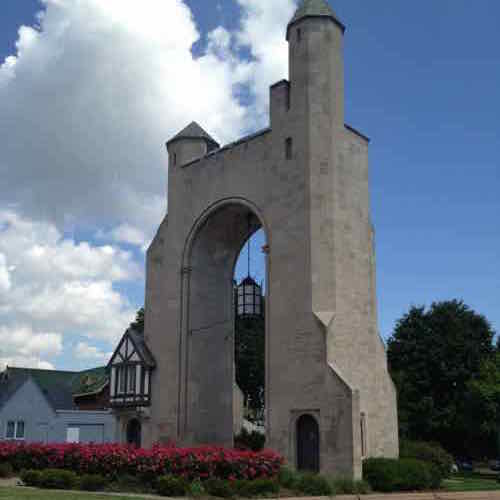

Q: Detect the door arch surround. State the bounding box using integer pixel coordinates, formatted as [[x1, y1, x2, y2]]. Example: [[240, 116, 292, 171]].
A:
[[296, 414, 320, 472], [126, 418, 142, 449], [178, 197, 270, 445]]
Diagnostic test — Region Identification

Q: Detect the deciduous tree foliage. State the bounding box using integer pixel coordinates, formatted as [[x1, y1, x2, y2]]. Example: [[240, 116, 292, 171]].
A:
[[131, 307, 145, 333], [387, 300, 498, 458], [235, 315, 265, 415]]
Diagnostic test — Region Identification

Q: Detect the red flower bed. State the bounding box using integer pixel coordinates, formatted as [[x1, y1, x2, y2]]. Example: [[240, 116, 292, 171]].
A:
[[0, 442, 283, 481]]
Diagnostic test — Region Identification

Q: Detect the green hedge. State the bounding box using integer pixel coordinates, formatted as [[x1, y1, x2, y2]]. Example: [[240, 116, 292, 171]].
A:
[[235, 479, 280, 497], [21, 469, 78, 490], [400, 440, 453, 479], [0, 462, 13, 478], [79, 474, 108, 491], [332, 477, 372, 495], [156, 475, 189, 497], [363, 457, 440, 492], [234, 428, 266, 452]]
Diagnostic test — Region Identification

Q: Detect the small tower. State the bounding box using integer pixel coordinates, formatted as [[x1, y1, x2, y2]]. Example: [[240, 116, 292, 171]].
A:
[[287, 0, 345, 129], [166, 122, 219, 168]]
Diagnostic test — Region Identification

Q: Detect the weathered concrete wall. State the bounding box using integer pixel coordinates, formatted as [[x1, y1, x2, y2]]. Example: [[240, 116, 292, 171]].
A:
[[144, 7, 398, 478]]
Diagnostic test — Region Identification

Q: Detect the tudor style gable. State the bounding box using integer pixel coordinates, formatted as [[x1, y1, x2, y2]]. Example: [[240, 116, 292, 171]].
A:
[[108, 328, 155, 408]]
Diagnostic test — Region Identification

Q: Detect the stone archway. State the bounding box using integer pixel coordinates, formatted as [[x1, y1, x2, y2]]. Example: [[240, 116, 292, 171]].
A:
[[178, 199, 268, 446]]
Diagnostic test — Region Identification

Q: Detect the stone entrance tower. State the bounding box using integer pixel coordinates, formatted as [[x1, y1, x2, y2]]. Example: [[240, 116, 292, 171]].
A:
[[144, 0, 398, 478]]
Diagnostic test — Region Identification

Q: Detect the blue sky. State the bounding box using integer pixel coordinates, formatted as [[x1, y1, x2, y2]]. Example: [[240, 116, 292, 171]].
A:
[[0, 0, 498, 370]]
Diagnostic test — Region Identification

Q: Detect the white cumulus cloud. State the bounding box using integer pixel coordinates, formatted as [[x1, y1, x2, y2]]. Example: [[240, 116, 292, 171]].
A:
[[0, 210, 139, 367], [0, 0, 256, 242], [74, 341, 112, 363], [0, 0, 298, 369]]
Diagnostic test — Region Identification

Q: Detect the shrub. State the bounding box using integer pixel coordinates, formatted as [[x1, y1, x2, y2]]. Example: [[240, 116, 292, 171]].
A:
[[79, 474, 108, 491], [21, 469, 42, 487], [363, 457, 438, 492], [234, 428, 266, 452], [0, 442, 282, 481], [295, 473, 333, 496], [0, 462, 13, 478], [400, 440, 453, 479], [38, 469, 78, 490], [235, 478, 280, 497], [278, 467, 300, 490], [156, 475, 189, 497], [332, 477, 371, 495], [204, 478, 234, 498], [189, 479, 205, 497]]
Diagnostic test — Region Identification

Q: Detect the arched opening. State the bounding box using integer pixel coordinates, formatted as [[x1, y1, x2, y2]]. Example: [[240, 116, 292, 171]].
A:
[[234, 228, 266, 431], [297, 414, 319, 472], [181, 200, 268, 446], [126, 418, 142, 449]]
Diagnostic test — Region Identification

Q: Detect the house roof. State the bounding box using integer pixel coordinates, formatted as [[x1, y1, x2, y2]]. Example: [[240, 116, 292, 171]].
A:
[[287, 0, 345, 39], [108, 328, 156, 369], [166, 121, 219, 149], [128, 330, 156, 368], [0, 366, 108, 411]]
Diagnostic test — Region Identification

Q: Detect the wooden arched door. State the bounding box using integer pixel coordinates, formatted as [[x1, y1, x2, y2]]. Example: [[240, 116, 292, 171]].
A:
[[126, 418, 142, 449], [297, 414, 319, 472]]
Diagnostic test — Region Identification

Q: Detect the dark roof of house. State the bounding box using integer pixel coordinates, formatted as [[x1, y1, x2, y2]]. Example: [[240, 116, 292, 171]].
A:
[[287, 0, 345, 38], [166, 121, 219, 148], [0, 366, 108, 411], [128, 329, 156, 368], [108, 328, 156, 368]]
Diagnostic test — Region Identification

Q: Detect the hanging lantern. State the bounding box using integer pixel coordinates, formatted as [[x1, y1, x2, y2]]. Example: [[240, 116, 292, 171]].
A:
[[236, 276, 263, 317], [236, 214, 263, 318]]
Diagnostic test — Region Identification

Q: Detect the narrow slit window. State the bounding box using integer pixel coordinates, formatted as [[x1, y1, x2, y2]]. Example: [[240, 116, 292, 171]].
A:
[[285, 138, 293, 160], [173, 153, 177, 166], [297, 28, 301, 43], [360, 413, 367, 457]]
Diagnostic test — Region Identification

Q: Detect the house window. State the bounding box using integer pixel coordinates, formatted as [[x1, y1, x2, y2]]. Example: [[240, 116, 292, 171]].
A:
[[16, 421, 25, 439], [173, 153, 177, 166], [6, 421, 15, 439], [118, 366, 126, 394], [66, 427, 80, 443], [6, 420, 24, 440], [297, 28, 302, 43], [285, 138, 293, 160], [128, 365, 136, 393]]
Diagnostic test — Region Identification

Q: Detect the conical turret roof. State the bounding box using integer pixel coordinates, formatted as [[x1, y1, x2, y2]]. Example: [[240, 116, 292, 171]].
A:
[[167, 121, 219, 148], [287, 0, 345, 39]]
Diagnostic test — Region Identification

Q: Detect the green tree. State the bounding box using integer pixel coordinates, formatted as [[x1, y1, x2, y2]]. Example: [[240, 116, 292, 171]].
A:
[[130, 307, 145, 333], [387, 300, 497, 458], [235, 315, 265, 416]]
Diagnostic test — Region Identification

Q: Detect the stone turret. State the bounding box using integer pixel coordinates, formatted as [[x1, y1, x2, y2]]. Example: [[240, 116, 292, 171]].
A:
[[166, 122, 219, 168], [286, 0, 345, 39], [287, 0, 345, 129]]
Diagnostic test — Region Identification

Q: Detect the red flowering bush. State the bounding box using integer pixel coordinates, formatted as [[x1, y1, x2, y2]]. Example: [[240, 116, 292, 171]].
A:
[[0, 441, 282, 481]]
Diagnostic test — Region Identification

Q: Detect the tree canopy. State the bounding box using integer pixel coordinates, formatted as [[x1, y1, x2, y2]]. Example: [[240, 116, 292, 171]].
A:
[[130, 307, 145, 333], [387, 300, 498, 458], [235, 315, 265, 417]]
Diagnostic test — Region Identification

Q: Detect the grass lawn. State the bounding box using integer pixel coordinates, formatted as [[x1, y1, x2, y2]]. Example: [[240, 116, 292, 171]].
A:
[[0, 487, 152, 500], [442, 473, 500, 492]]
